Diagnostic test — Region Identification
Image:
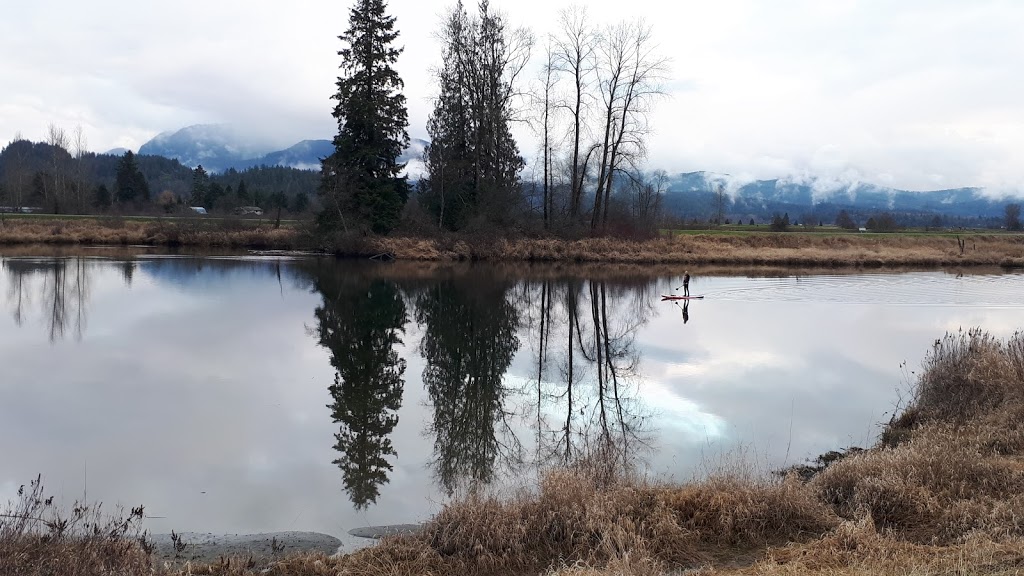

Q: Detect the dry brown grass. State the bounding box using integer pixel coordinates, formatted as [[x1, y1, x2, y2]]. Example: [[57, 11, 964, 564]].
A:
[[4, 216, 1024, 266], [365, 232, 1024, 266], [812, 330, 1024, 546], [0, 476, 154, 576], [306, 468, 834, 576], [0, 217, 304, 249]]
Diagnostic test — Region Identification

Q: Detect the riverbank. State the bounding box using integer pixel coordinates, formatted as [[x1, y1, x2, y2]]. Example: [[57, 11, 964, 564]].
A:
[[368, 232, 1024, 267], [250, 327, 1024, 575], [0, 216, 304, 249], [280, 328, 1024, 575], [5, 329, 1024, 574], [2, 216, 1022, 267]]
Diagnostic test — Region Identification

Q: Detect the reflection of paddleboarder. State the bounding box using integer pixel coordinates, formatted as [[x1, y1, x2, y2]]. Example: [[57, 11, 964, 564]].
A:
[[674, 300, 691, 324]]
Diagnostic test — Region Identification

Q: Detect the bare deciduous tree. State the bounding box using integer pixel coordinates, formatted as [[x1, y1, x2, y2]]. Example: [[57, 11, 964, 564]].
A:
[[591, 20, 668, 232], [530, 41, 561, 230], [2, 132, 31, 213], [548, 9, 668, 233], [46, 123, 71, 213], [73, 125, 89, 212], [714, 182, 726, 225], [629, 169, 666, 232], [552, 6, 596, 220]]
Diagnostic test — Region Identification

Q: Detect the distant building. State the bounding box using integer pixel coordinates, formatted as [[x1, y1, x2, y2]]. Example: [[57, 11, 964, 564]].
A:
[[189, 206, 208, 215], [235, 206, 263, 216], [0, 206, 42, 213]]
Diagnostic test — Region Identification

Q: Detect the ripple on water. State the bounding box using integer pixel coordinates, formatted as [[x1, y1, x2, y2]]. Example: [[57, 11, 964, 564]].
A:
[[703, 271, 1024, 308]]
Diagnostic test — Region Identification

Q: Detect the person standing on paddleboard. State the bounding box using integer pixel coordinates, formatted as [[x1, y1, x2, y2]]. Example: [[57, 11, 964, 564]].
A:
[[683, 271, 690, 297]]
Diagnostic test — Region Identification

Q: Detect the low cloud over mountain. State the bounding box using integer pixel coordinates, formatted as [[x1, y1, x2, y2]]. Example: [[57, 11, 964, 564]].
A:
[[138, 124, 429, 176]]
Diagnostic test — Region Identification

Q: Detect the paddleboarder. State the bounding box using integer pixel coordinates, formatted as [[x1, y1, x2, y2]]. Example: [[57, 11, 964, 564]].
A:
[[682, 271, 690, 297]]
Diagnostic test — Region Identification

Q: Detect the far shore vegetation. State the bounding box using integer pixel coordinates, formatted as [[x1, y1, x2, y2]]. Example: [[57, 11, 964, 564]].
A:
[[6, 328, 1024, 575], [1, 214, 1024, 268]]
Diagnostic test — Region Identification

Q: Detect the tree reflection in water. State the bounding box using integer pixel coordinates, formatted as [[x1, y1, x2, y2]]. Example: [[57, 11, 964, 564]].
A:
[[306, 264, 408, 510], [414, 275, 522, 495], [522, 276, 655, 481], [1, 256, 662, 506], [410, 268, 656, 494], [4, 257, 92, 342]]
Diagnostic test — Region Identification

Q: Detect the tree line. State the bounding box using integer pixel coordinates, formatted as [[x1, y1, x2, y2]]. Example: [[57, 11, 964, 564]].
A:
[[319, 0, 671, 239], [0, 132, 319, 216]]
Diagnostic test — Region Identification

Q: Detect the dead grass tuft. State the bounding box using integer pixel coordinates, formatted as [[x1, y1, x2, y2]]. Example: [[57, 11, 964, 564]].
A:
[[0, 475, 153, 576], [329, 466, 836, 575], [665, 474, 838, 548]]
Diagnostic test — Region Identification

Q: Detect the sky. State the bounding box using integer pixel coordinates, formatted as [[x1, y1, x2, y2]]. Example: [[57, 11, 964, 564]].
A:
[[2, 0, 1024, 193]]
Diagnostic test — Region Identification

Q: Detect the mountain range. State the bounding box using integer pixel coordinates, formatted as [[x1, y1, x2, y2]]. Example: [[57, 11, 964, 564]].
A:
[[664, 171, 1012, 223], [130, 124, 1015, 223]]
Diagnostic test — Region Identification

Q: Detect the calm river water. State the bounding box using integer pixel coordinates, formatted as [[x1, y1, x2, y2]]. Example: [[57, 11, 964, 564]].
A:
[[2, 249, 1023, 545]]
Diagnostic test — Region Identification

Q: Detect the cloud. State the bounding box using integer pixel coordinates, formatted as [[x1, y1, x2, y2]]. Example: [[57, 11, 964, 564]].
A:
[[2, 0, 1024, 191]]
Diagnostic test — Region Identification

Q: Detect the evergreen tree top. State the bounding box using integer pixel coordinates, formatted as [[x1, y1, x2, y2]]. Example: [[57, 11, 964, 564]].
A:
[[320, 0, 410, 235]]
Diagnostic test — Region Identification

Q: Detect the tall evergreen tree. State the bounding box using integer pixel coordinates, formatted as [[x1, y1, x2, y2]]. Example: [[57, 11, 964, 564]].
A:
[[236, 179, 250, 204], [190, 165, 209, 207], [291, 191, 310, 213], [114, 151, 150, 205], [421, 5, 473, 230], [319, 0, 410, 235], [205, 181, 225, 210], [421, 1, 532, 231], [92, 184, 112, 210]]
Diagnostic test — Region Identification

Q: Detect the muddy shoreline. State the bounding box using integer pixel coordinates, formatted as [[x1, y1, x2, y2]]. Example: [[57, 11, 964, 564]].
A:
[[148, 531, 344, 566]]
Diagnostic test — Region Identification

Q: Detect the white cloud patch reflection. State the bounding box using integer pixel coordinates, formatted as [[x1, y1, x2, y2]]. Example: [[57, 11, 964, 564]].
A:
[[640, 380, 727, 442]]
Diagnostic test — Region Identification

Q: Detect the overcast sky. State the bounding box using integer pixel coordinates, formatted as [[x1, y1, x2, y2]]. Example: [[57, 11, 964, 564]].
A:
[[3, 0, 1023, 192]]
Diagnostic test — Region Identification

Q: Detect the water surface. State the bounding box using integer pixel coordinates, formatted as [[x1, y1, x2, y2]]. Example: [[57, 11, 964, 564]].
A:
[[2, 251, 1022, 544]]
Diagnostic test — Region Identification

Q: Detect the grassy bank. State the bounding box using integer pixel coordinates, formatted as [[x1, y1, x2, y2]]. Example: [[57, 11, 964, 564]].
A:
[[0, 216, 306, 250], [365, 232, 1024, 267], [7, 329, 1024, 574], [3, 216, 1024, 266]]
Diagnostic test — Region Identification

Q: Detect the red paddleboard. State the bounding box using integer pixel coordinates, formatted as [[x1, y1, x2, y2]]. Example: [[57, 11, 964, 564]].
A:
[[661, 295, 704, 300]]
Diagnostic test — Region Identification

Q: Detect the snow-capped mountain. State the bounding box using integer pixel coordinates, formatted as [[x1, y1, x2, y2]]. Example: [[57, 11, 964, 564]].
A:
[[138, 124, 273, 173], [259, 140, 335, 171], [137, 125, 430, 174]]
